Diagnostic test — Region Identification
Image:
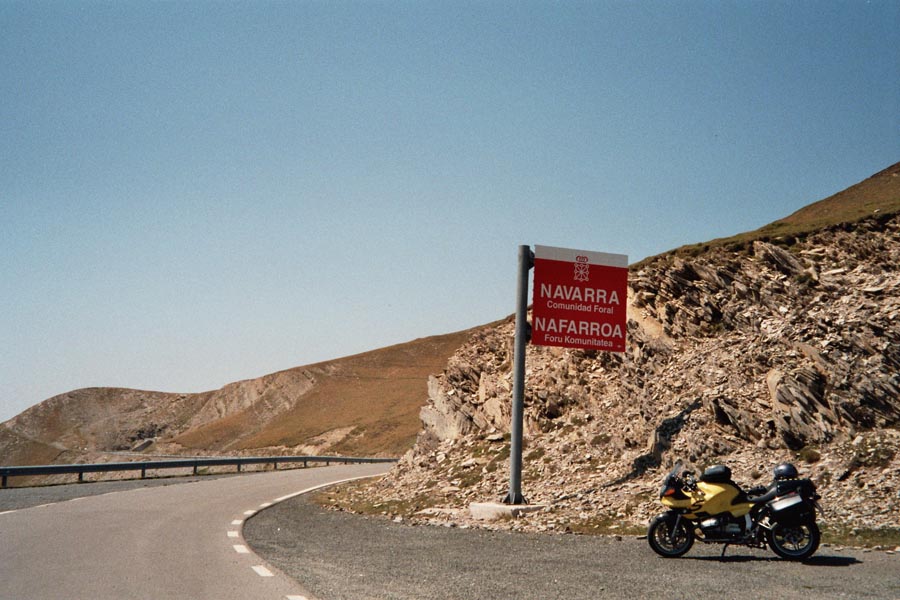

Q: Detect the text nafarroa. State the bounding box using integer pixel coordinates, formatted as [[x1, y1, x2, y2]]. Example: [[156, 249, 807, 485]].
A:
[[533, 317, 624, 339]]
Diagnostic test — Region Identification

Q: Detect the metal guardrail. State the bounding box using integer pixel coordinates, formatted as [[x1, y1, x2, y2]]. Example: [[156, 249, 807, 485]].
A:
[[0, 455, 397, 488]]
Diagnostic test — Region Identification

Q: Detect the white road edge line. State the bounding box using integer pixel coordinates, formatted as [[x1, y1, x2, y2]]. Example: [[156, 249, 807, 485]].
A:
[[273, 491, 303, 503], [231, 519, 243, 525], [233, 545, 250, 554], [227, 530, 240, 538], [271, 474, 377, 504], [251, 565, 274, 577]]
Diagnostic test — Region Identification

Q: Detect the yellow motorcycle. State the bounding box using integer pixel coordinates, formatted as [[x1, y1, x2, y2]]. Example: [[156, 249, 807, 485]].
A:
[[647, 462, 822, 560]]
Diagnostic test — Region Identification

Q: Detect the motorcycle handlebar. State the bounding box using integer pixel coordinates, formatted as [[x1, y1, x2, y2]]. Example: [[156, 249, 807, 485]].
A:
[[682, 471, 698, 490]]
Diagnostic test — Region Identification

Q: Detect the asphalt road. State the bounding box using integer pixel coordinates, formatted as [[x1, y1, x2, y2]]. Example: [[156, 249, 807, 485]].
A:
[[0, 463, 390, 600], [0, 472, 241, 512], [245, 495, 900, 600], [4, 467, 898, 600]]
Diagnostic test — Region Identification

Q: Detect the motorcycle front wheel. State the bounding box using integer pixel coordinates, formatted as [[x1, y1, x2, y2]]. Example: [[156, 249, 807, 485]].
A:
[[647, 514, 694, 558], [766, 520, 820, 560]]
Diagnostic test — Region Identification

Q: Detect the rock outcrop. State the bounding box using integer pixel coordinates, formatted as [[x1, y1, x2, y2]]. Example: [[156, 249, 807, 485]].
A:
[[359, 211, 900, 534]]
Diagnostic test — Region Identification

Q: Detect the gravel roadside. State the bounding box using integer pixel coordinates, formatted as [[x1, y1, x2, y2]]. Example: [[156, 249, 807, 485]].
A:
[[244, 494, 900, 600]]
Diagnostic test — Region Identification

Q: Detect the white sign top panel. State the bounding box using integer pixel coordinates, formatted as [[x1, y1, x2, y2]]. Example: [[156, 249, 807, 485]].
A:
[[534, 245, 628, 268]]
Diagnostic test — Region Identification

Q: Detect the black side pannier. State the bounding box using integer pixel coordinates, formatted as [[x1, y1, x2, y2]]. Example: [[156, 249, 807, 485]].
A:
[[769, 478, 818, 526], [775, 478, 817, 499]]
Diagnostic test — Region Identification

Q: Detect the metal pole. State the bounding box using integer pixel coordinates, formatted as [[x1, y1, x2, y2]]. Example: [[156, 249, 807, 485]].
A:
[[505, 244, 533, 505]]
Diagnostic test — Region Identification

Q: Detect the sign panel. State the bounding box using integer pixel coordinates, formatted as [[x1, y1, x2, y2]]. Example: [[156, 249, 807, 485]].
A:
[[531, 245, 628, 352]]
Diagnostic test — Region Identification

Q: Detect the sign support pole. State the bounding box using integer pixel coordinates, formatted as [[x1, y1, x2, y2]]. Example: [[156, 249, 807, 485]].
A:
[[505, 244, 533, 505]]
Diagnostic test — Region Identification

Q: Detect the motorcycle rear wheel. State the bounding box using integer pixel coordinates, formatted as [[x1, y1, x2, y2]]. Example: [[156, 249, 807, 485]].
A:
[[766, 520, 820, 560], [647, 514, 694, 558]]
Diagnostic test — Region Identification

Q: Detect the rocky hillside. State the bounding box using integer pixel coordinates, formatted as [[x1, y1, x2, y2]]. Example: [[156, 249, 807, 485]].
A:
[[0, 330, 475, 475], [353, 163, 900, 534]]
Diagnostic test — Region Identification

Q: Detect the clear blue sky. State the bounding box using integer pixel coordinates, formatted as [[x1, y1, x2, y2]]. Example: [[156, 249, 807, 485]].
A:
[[1, 1, 898, 422]]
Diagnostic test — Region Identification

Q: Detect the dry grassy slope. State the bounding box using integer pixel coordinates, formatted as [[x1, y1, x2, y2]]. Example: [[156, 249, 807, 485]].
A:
[[772, 162, 900, 232], [1, 328, 479, 467], [649, 161, 900, 265], [173, 330, 478, 456]]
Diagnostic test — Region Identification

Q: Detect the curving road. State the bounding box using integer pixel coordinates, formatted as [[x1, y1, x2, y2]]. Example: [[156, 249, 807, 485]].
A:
[[4, 465, 897, 600], [0, 463, 390, 600], [246, 494, 900, 600]]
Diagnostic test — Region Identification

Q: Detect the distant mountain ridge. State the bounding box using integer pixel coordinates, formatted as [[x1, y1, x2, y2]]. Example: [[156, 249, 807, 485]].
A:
[[0, 330, 477, 475]]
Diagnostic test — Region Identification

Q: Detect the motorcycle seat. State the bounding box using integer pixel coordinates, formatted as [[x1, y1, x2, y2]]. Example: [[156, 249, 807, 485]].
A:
[[699, 465, 732, 483]]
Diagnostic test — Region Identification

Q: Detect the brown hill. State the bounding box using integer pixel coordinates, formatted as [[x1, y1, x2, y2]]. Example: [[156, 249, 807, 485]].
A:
[[347, 161, 900, 536], [648, 161, 900, 265], [0, 329, 478, 471], [766, 162, 900, 234]]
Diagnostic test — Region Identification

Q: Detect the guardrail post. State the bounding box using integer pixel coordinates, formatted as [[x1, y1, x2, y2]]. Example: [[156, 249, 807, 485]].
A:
[[303, 460, 308, 468], [78, 471, 84, 483], [193, 462, 198, 476], [273, 461, 278, 470], [141, 466, 146, 479], [2, 474, 7, 488], [237, 463, 242, 473]]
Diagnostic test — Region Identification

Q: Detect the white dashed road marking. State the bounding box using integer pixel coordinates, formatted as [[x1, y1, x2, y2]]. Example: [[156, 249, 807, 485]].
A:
[[226, 473, 384, 598]]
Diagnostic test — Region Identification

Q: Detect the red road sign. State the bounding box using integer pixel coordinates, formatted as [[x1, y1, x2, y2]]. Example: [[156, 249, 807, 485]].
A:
[[531, 245, 628, 352]]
